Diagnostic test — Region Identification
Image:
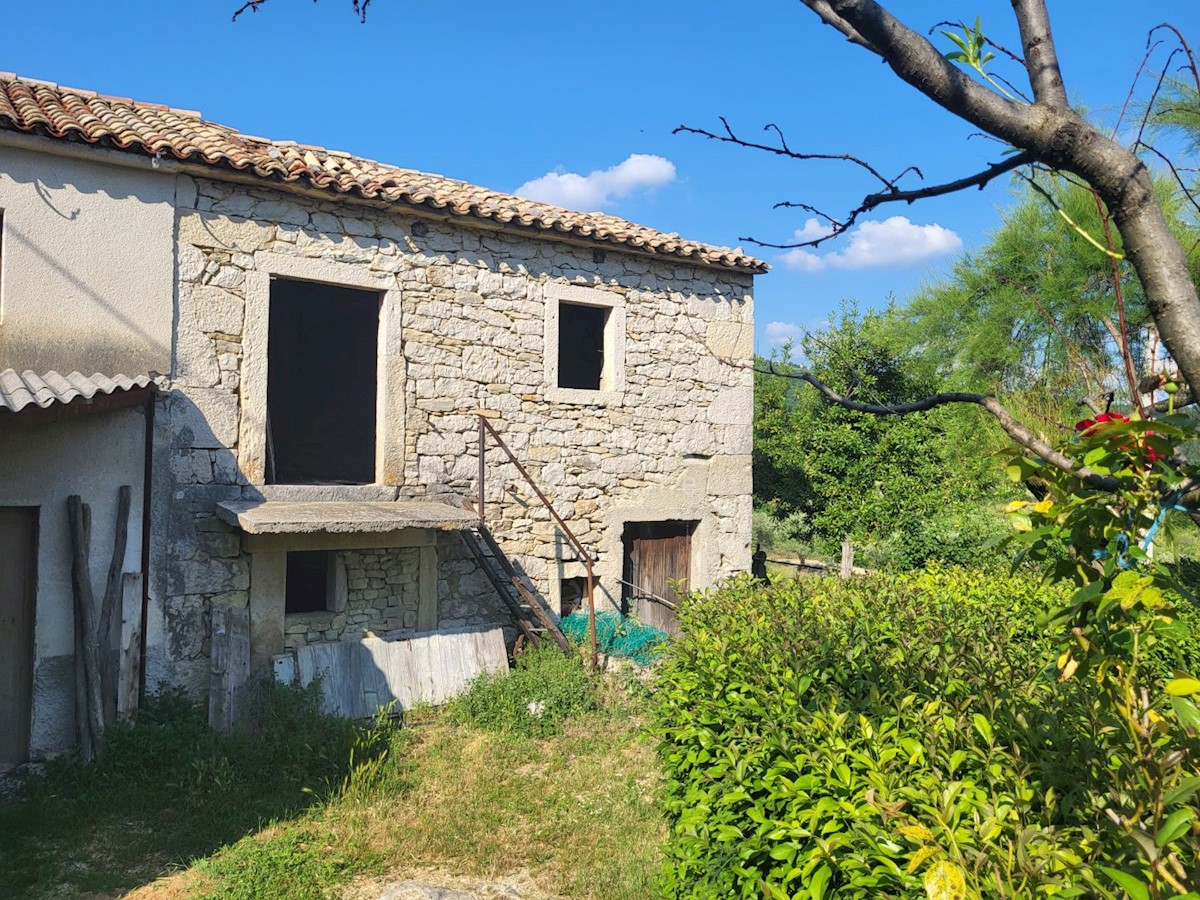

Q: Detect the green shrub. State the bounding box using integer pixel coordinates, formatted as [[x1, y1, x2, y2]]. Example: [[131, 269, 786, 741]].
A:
[[653, 567, 1200, 898], [449, 644, 598, 738]]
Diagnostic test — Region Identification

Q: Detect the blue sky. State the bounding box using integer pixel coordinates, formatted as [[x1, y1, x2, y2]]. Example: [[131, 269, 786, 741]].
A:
[[6, 1, 1198, 357]]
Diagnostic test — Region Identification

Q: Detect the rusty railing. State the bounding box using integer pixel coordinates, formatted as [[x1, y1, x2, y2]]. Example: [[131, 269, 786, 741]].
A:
[[476, 415, 598, 668]]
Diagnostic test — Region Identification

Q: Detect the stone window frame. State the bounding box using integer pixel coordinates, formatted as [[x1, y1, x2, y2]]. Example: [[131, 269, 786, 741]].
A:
[[543, 282, 626, 406], [240, 253, 404, 487]]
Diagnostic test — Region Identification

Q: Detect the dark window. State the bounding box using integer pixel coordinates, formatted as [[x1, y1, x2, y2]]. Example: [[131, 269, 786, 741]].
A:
[[559, 576, 589, 618], [557, 302, 607, 390], [267, 279, 379, 484], [285, 550, 332, 614]]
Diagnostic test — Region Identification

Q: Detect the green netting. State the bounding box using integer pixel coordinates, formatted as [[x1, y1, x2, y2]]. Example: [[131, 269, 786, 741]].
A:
[[559, 611, 669, 666]]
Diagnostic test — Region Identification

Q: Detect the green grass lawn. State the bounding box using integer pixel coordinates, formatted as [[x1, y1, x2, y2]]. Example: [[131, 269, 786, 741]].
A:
[[0, 666, 662, 899]]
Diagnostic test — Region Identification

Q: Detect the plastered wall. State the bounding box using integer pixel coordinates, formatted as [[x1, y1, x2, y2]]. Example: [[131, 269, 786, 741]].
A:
[[0, 140, 175, 376]]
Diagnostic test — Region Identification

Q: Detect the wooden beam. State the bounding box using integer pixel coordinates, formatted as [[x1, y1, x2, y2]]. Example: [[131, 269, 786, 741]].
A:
[[117, 573, 143, 721]]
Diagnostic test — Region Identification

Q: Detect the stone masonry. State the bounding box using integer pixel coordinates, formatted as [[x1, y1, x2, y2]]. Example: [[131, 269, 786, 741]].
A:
[[149, 173, 754, 693]]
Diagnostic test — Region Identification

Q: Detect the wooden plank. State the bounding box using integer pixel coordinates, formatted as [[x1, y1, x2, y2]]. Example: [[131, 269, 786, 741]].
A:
[[67, 496, 101, 762], [208, 605, 250, 731], [98, 486, 132, 726], [296, 628, 508, 718], [116, 573, 143, 722], [417, 544, 438, 631]]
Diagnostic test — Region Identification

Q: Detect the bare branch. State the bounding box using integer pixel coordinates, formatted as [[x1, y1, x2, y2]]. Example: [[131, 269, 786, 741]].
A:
[[1150, 23, 1200, 93], [858, 151, 1033, 210], [232, 0, 371, 22], [1012, 0, 1068, 105], [1114, 38, 1165, 137], [738, 153, 1032, 250], [1138, 143, 1200, 219], [752, 360, 1119, 490], [672, 118, 900, 188]]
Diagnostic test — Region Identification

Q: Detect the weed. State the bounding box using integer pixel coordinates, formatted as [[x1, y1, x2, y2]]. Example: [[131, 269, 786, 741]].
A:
[[449, 644, 599, 738]]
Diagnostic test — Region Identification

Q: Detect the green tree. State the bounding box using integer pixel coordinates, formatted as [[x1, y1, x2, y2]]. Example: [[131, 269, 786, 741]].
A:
[[755, 306, 1008, 568]]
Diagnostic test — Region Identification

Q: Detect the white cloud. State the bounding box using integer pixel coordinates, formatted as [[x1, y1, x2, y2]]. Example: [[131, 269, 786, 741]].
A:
[[515, 154, 677, 210], [764, 321, 804, 346], [781, 215, 962, 272]]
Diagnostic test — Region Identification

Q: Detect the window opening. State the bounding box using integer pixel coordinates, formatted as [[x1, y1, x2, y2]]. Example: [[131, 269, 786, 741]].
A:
[[559, 576, 589, 618], [557, 302, 608, 390], [266, 279, 379, 484], [285, 550, 333, 614]]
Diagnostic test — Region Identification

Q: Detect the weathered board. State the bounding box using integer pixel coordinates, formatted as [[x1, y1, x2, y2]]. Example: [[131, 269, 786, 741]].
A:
[[208, 604, 250, 732], [295, 628, 508, 719], [116, 572, 143, 721]]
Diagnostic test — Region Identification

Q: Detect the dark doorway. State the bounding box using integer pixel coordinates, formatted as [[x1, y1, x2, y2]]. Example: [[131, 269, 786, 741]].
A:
[[622, 520, 695, 636], [0, 507, 37, 767], [267, 279, 379, 484], [557, 303, 607, 390]]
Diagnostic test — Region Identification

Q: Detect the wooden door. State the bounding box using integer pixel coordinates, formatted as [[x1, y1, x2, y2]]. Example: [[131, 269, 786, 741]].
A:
[[623, 521, 695, 636], [0, 507, 37, 767]]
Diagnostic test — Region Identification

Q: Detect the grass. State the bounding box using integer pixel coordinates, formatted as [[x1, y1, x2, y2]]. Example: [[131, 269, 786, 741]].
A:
[[0, 654, 663, 899]]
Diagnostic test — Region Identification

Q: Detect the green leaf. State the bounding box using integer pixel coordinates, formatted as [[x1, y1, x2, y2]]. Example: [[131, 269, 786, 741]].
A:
[[1155, 807, 1194, 847], [1164, 775, 1200, 808], [972, 713, 993, 744], [1165, 677, 1200, 696], [1098, 866, 1150, 900], [809, 863, 832, 900], [1171, 696, 1200, 731]]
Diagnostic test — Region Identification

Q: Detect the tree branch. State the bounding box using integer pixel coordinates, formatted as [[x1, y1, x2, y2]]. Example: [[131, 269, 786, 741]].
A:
[[1012, 0, 1068, 105], [739, 153, 1033, 250], [803, 0, 877, 51], [804, 0, 1033, 140], [672, 118, 902, 188], [752, 360, 1119, 490]]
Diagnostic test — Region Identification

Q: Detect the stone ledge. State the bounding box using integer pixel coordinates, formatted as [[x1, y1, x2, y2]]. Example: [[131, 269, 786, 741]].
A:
[[217, 499, 476, 535]]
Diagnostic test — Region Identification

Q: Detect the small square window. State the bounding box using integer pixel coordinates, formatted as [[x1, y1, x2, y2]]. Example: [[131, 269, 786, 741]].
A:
[[559, 576, 589, 618], [557, 303, 608, 390], [285, 550, 333, 614], [544, 282, 625, 404]]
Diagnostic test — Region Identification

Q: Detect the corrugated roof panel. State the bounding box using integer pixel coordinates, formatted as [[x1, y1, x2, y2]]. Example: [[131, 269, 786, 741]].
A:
[[0, 369, 152, 413]]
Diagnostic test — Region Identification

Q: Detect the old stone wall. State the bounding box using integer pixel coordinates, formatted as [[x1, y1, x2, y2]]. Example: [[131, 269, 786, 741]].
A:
[[282, 548, 422, 652], [150, 172, 753, 690]]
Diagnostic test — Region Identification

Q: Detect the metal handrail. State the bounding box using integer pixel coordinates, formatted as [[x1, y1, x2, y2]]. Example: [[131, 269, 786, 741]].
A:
[[477, 415, 598, 667]]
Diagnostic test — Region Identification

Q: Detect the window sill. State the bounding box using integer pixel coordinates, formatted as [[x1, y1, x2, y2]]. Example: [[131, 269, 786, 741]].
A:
[[545, 386, 624, 406]]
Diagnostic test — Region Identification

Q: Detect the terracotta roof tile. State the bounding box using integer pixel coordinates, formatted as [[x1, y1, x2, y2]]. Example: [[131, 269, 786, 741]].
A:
[[0, 72, 765, 272]]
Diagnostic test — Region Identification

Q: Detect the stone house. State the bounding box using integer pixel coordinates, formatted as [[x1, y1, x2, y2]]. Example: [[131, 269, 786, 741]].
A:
[[0, 72, 761, 765]]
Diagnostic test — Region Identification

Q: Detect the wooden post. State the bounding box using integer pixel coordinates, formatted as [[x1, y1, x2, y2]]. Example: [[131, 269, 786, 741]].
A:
[[98, 485, 132, 724], [117, 573, 143, 721], [840, 538, 854, 580], [209, 604, 250, 732], [67, 495, 100, 763]]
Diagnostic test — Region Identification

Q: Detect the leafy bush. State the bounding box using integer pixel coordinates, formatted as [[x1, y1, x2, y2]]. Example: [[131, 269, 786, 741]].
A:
[[653, 568, 1200, 899], [449, 644, 599, 738]]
